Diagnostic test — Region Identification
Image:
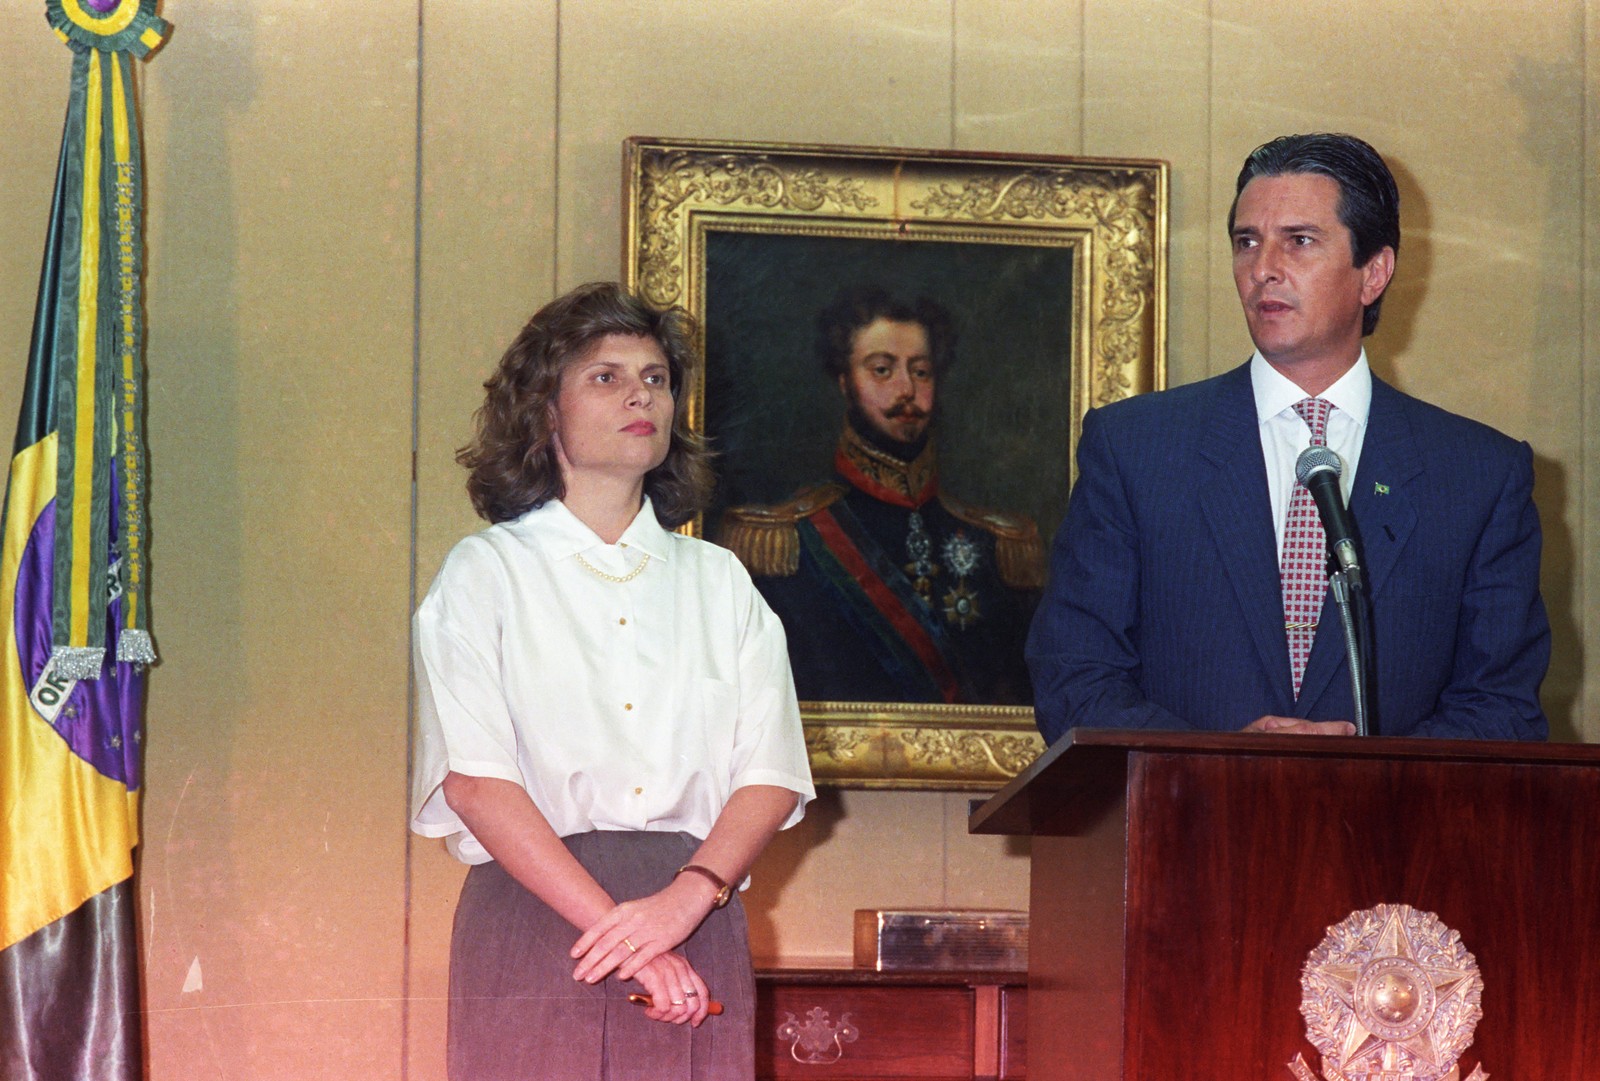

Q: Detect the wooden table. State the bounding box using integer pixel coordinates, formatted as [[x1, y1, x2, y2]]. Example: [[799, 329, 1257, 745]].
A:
[[756, 963, 1027, 1079]]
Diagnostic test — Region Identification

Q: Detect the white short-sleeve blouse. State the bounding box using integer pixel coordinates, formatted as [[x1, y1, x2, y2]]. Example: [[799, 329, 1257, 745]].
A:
[[409, 498, 815, 864]]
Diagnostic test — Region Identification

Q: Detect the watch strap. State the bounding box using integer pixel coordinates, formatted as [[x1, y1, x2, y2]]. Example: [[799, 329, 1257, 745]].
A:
[[677, 863, 733, 908]]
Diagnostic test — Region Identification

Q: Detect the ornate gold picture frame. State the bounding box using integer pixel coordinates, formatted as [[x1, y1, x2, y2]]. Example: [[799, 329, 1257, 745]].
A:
[[624, 137, 1167, 789]]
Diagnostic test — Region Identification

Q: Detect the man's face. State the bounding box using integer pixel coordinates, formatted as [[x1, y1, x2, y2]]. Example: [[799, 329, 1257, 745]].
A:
[[1231, 172, 1394, 375], [839, 318, 935, 446]]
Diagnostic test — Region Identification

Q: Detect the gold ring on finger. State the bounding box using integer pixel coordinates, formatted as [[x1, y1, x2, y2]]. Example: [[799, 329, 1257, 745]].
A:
[[623, 938, 637, 954]]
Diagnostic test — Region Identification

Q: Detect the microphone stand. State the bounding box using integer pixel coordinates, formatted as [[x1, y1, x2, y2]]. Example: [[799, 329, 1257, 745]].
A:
[[1327, 563, 1373, 737]]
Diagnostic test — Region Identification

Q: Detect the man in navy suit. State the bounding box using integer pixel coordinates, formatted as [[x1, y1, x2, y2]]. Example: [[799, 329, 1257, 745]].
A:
[[1026, 133, 1550, 744]]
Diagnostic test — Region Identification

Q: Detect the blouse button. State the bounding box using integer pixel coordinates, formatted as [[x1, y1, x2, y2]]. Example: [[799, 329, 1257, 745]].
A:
[[619, 618, 627, 625], [624, 703, 633, 711], [634, 787, 643, 795]]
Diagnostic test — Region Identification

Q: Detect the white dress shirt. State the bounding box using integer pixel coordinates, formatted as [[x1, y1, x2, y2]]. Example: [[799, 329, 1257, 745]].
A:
[[410, 498, 815, 865], [1252, 350, 1372, 559]]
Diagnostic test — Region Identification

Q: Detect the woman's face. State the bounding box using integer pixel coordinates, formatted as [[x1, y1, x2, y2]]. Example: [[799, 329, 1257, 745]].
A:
[[550, 334, 674, 491]]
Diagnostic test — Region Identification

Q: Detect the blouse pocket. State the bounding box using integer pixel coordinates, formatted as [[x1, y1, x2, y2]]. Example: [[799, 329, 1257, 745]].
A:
[[698, 677, 739, 763]]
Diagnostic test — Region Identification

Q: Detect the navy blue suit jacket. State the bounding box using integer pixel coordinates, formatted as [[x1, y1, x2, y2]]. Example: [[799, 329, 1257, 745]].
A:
[[1026, 362, 1550, 743]]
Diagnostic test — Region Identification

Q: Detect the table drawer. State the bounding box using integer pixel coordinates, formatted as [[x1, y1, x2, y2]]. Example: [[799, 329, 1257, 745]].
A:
[[757, 983, 976, 1079]]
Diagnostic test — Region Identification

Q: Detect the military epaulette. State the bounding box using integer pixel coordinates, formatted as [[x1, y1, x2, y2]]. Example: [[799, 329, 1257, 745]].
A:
[[718, 484, 847, 578], [941, 495, 1047, 590]]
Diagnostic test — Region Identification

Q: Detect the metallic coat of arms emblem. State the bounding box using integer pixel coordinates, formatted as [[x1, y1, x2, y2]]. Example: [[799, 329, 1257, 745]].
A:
[[1289, 904, 1488, 1081]]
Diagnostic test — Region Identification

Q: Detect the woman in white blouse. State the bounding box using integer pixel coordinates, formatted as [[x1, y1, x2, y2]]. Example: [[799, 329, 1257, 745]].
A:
[[410, 282, 815, 1080]]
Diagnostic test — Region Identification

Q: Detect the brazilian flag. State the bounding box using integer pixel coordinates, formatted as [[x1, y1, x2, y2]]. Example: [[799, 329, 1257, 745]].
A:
[[0, 4, 166, 1078]]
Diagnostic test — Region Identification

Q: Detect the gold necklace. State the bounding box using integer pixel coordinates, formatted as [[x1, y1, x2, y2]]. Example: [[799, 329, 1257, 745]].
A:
[[574, 549, 650, 583]]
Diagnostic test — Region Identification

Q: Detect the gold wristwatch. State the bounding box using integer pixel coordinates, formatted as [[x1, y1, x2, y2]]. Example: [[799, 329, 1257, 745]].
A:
[[677, 864, 733, 908]]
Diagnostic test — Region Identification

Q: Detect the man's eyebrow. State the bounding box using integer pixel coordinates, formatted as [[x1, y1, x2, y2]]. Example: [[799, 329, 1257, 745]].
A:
[[1231, 222, 1329, 237]]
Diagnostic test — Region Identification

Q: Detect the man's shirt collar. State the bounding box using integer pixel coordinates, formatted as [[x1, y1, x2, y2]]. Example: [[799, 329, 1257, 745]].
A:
[[1251, 349, 1372, 428]]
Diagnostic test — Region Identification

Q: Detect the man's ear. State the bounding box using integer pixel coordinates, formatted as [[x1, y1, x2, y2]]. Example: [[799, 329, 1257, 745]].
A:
[[837, 373, 848, 398], [1360, 246, 1396, 306]]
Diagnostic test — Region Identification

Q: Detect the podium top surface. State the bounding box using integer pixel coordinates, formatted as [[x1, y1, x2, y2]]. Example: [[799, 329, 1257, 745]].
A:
[[968, 728, 1600, 837]]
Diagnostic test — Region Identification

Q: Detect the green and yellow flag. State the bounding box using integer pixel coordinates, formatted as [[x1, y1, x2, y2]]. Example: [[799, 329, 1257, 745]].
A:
[[0, 3, 167, 1077]]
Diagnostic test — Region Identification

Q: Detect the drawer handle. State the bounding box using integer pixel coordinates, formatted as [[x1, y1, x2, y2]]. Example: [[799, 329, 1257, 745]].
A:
[[777, 1007, 860, 1065]]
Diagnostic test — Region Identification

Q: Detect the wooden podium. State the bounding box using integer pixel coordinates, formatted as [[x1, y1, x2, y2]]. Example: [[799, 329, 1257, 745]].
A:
[[969, 730, 1600, 1080]]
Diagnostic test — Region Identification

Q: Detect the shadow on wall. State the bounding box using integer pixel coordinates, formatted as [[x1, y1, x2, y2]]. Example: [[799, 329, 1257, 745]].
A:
[[741, 788, 844, 962], [1530, 454, 1579, 741], [1512, 51, 1585, 743], [1363, 152, 1430, 383]]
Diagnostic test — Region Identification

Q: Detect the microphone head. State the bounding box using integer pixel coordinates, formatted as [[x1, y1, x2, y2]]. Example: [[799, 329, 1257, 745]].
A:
[[1295, 444, 1344, 485]]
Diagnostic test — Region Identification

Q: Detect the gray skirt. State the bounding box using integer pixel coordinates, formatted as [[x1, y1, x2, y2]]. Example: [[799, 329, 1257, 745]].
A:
[[448, 830, 755, 1081]]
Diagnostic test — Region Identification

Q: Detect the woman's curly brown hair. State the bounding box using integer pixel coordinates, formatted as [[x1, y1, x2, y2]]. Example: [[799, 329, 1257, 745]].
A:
[[457, 282, 714, 527]]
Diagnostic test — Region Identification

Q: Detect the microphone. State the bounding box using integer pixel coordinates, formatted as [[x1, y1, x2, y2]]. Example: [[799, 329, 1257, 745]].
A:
[[1294, 445, 1361, 577]]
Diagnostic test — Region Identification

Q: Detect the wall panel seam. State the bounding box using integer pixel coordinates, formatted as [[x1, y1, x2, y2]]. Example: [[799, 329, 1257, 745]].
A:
[[1583, 0, 1591, 727], [552, 0, 563, 288], [402, 3, 426, 1078], [949, 0, 957, 149], [1205, 0, 1215, 372]]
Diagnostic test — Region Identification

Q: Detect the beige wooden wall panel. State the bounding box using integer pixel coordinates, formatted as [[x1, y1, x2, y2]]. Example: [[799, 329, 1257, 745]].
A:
[[745, 788, 959, 961], [1084, 0, 1211, 389], [127, 3, 417, 1077], [408, 3, 560, 1077], [414, 0, 558, 579], [954, 0, 1083, 154], [554, 0, 957, 288], [0, 38, 64, 383]]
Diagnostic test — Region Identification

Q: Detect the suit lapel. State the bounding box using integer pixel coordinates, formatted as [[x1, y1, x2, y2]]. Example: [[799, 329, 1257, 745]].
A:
[[1196, 364, 1295, 710], [1297, 377, 1420, 712], [1345, 379, 1420, 596]]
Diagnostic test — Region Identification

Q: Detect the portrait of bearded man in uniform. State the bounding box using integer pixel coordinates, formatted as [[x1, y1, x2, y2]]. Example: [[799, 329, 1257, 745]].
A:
[[720, 285, 1043, 706]]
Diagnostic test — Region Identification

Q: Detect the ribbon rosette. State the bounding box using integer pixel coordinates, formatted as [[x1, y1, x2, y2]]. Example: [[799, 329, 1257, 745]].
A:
[[47, 0, 169, 56]]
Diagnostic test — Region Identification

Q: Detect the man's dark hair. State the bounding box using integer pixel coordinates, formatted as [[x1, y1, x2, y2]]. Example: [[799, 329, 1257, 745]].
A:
[[815, 285, 956, 380], [457, 281, 713, 527], [1227, 133, 1400, 336]]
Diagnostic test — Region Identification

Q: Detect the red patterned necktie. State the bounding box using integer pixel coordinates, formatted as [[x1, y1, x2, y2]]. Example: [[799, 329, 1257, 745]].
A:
[[1282, 397, 1333, 697]]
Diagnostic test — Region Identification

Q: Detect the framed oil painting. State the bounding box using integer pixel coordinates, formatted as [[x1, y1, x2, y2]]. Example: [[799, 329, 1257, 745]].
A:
[[624, 138, 1167, 789]]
